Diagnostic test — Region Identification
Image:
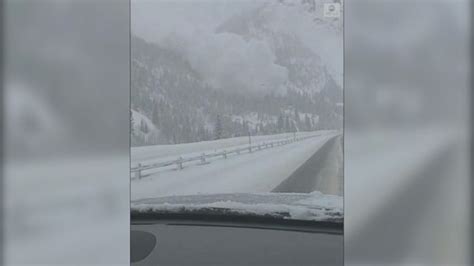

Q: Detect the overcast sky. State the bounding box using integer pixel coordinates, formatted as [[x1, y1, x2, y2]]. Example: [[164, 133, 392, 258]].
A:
[[132, 0, 259, 43], [132, 0, 293, 95]]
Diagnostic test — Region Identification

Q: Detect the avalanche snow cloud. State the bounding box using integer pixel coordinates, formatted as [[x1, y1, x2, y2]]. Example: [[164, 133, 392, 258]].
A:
[[132, 0, 342, 95], [163, 31, 288, 95], [132, 0, 286, 95]]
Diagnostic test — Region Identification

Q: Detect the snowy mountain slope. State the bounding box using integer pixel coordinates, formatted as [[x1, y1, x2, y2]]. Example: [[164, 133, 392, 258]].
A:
[[132, 35, 338, 146], [131, 109, 163, 146], [216, 0, 343, 87], [132, 35, 215, 145], [216, 0, 343, 108]]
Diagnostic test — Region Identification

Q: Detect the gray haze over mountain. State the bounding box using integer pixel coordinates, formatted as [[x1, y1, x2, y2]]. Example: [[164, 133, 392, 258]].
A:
[[133, 0, 342, 93], [132, 0, 343, 146], [133, 0, 289, 95]]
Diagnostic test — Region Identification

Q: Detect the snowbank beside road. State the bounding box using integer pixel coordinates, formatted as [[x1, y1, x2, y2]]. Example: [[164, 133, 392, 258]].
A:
[[132, 191, 342, 222], [131, 130, 337, 166], [132, 132, 340, 200]]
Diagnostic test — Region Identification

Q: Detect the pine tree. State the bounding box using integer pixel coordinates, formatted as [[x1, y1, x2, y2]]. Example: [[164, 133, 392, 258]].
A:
[[215, 114, 223, 140], [288, 119, 295, 132], [140, 120, 149, 134], [305, 114, 312, 131], [277, 114, 284, 133], [294, 108, 300, 125], [198, 124, 207, 141], [285, 116, 291, 132], [182, 115, 192, 143], [152, 101, 159, 127], [242, 120, 249, 136]]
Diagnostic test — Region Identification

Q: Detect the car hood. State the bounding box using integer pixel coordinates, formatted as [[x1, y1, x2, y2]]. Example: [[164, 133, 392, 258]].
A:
[[131, 191, 342, 222]]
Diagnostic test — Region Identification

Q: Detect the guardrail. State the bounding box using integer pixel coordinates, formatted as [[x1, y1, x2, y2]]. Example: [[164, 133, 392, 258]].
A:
[[131, 133, 324, 180]]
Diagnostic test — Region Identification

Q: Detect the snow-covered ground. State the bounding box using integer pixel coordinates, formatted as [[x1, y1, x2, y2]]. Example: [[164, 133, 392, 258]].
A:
[[131, 130, 335, 166], [133, 192, 342, 222], [132, 131, 340, 201]]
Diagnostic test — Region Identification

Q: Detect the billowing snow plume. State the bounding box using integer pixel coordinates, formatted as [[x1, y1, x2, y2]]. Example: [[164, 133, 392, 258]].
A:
[[163, 31, 288, 95]]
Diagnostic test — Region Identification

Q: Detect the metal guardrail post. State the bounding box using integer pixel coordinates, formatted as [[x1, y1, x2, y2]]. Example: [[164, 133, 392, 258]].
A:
[[137, 163, 142, 179], [177, 156, 183, 170], [132, 132, 327, 176]]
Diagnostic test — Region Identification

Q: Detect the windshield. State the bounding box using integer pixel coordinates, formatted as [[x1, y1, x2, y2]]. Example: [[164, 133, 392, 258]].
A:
[[131, 0, 343, 223]]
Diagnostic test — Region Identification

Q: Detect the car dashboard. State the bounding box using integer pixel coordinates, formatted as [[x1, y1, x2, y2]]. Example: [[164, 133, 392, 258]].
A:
[[131, 216, 343, 266]]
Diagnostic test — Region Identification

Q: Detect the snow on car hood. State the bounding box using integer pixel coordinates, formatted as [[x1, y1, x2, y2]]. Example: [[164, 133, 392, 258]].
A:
[[131, 191, 342, 222]]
